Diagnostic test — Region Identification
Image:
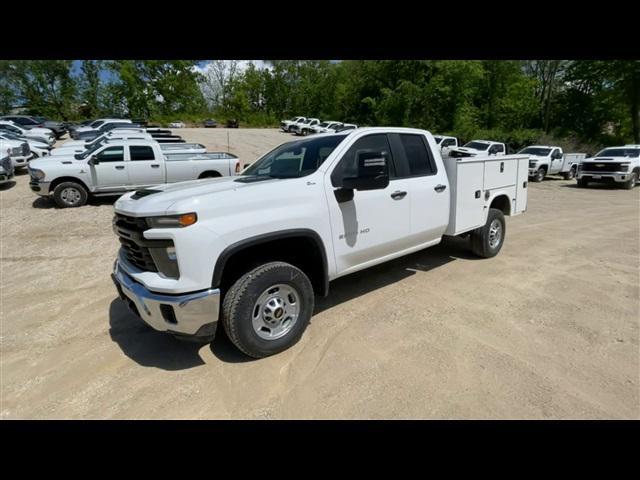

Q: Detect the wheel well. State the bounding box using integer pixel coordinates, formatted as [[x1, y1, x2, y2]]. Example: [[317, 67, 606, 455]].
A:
[[539, 164, 548, 172], [49, 176, 89, 193], [490, 195, 511, 215], [213, 232, 328, 297], [198, 171, 222, 179]]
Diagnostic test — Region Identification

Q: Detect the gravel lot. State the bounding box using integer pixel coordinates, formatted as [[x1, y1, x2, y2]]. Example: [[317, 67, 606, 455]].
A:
[[1, 128, 638, 419]]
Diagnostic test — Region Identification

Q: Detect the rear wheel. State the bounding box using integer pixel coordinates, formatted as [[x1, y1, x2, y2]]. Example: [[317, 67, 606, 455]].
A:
[[563, 167, 576, 180], [221, 262, 315, 358], [52, 181, 88, 208], [623, 171, 637, 190], [470, 208, 505, 258]]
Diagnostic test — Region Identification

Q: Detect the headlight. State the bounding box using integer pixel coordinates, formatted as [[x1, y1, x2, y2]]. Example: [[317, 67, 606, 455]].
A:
[[149, 244, 180, 279], [620, 164, 629, 172], [145, 213, 197, 228], [30, 168, 45, 180]]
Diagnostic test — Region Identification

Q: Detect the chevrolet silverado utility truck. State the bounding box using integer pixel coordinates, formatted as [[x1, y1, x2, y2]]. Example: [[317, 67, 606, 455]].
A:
[[111, 127, 529, 358], [28, 139, 241, 208], [577, 145, 640, 189], [519, 145, 586, 182], [449, 140, 506, 158]]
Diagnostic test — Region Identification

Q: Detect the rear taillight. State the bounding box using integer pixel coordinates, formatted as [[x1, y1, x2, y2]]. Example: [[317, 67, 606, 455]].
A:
[[235, 161, 240, 173]]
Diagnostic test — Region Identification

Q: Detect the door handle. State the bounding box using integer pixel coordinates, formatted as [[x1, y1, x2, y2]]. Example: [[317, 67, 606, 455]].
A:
[[434, 184, 447, 192], [115, 165, 125, 170], [150, 164, 160, 168], [390, 191, 407, 200]]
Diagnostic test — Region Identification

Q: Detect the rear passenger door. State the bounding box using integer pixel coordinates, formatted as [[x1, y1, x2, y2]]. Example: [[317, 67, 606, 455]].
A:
[[388, 133, 450, 245], [126, 145, 164, 186]]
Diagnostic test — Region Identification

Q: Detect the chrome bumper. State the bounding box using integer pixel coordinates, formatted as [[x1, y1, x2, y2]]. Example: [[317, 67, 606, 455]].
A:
[[29, 180, 51, 195], [577, 171, 630, 182], [111, 260, 220, 338]]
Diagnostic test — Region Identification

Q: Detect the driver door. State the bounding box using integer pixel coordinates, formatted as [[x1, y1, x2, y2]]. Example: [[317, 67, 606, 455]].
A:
[[324, 133, 413, 276], [89, 146, 129, 190], [550, 149, 563, 173]]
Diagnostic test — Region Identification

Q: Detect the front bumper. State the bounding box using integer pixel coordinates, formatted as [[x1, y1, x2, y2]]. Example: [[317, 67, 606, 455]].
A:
[[29, 180, 51, 195], [111, 259, 220, 339], [10, 155, 30, 168], [0, 171, 14, 183], [577, 171, 630, 183]]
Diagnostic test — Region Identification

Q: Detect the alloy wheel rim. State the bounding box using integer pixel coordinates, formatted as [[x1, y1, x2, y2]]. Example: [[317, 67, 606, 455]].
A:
[[488, 219, 502, 249], [60, 187, 81, 205], [252, 284, 301, 340]]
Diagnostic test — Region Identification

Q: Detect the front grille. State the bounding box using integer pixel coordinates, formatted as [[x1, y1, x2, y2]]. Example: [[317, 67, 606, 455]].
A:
[[113, 214, 158, 272], [581, 162, 623, 173], [10, 146, 21, 156], [529, 160, 537, 168], [22, 143, 29, 155]]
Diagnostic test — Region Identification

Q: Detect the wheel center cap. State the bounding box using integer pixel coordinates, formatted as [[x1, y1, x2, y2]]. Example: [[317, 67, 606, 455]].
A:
[[274, 307, 284, 319]]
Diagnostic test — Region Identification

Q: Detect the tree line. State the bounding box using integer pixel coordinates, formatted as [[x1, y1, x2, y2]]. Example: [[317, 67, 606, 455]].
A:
[[1, 60, 638, 148]]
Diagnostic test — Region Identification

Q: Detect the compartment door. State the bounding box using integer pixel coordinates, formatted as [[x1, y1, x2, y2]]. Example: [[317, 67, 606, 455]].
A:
[[484, 159, 518, 190], [515, 158, 529, 214], [450, 161, 485, 234]]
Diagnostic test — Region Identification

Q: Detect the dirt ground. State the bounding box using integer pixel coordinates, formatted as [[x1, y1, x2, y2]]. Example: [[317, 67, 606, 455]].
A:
[[1, 128, 638, 419]]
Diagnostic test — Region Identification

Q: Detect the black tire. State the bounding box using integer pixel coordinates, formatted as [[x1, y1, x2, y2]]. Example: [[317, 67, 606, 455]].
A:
[[198, 171, 221, 179], [623, 171, 637, 190], [302, 128, 308, 136], [52, 181, 88, 208], [533, 167, 546, 182], [470, 208, 506, 258], [221, 262, 315, 358], [563, 167, 576, 180], [576, 178, 589, 188]]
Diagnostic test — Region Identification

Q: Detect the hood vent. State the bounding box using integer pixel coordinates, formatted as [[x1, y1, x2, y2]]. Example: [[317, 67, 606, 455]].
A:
[[131, 188, 162, 200]]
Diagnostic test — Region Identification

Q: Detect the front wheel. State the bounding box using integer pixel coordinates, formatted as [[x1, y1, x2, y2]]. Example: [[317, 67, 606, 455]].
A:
[[470, 208, 505, 258], [623, 171, 637, 190], [52, 181, 88, 208], [533, 168, 546, 182], [221, 262, 315, 358]]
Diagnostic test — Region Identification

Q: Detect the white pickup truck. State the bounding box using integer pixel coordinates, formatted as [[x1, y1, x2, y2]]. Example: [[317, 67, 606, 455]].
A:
[[111, 127, 529, 358], [280, 116, 307, 133], [577, 144, 640, 189], [519, 145, 586, 182], [450, 140, 506, 158], [0, 154, 15, 184], [0, 137, 32, 169], [28, 139, 241, 208], [433, 135, 459, 157], [291, 118, 321, 136]]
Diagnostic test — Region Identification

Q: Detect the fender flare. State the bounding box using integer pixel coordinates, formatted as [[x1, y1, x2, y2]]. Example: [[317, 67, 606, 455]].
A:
[[212, 228, 330, 296]]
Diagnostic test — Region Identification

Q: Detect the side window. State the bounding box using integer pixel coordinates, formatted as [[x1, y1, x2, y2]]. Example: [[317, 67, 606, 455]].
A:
[[130, 146, 155, 161], [496, 144, 504, 153], [442, 138, 455, 147], [331, 134, 394, 188], [96, 146, 124, 162], [398, 134, 436, 176]]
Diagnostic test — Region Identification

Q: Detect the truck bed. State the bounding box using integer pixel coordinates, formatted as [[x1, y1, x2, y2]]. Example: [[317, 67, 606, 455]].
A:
[[443, 155, 529, 236]]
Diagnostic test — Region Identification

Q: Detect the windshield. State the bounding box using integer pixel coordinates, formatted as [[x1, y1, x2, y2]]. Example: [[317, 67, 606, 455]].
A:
[[519, 147, 552, 156], [33, 116, 47, 123], [90, 120, 104, 128], [75, 141, 106, 160], [464, 141, 490, 150], [595, 148, 639, 158], [433, 136, 443, 144], [242, 135, 346, 179], [318, 122, 329, 128]]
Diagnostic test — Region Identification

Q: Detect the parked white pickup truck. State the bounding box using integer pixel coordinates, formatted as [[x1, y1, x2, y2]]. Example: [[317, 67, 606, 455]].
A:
[[433, 135, 459, 157], [0, 132, 51, 159], [310, 121, 343, 134], [0, 154, 15, 184], [0, 137, 32, 169], [28, 139, 241, 208], [280, 116, 307, 133], [111, 127, 529, 358], [450, 140, 506, 158], [519, 145, 586, 182], [577, 145, 640, 189], [292, 118, 321, 136], [0, 121, 56, 146]]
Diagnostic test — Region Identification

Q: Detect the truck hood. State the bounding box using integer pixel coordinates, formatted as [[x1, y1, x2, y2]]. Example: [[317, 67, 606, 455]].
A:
[[452, 147, 483, 154], [527, 155, 550, 162], [29, 156, 85, 170], [115, 176, 282, 217]]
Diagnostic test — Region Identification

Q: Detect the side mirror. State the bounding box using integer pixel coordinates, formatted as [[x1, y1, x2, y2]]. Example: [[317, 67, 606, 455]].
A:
[[342, 150, 390, 191], [89, 155, 99, 165]]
